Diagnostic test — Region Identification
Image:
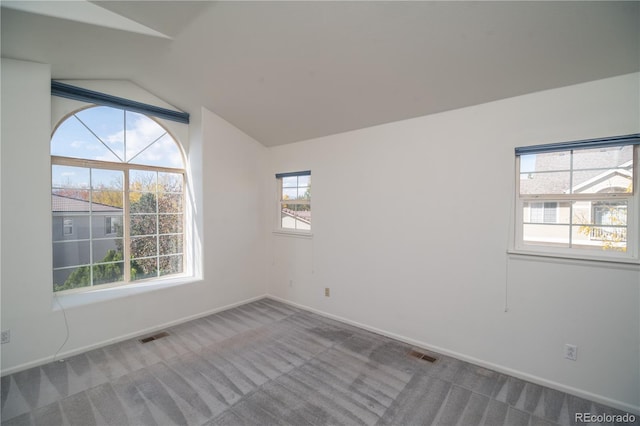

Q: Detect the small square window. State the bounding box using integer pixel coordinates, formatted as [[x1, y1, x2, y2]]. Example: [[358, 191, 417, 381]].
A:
[[105, 216, 120, 235], [63, 218, 74, 235], [528, 202, 558, 224]]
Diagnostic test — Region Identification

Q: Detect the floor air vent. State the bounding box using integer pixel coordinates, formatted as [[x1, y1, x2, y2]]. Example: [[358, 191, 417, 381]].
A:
[[139, 331, 170, 344], [408, 349, 437, 363]]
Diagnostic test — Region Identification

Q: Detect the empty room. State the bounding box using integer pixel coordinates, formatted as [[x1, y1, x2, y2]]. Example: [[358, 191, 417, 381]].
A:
[[1, 1, 639, 425]]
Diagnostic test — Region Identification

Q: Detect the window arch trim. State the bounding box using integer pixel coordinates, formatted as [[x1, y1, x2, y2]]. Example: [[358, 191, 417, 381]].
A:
[[51, 105, 187, 169]]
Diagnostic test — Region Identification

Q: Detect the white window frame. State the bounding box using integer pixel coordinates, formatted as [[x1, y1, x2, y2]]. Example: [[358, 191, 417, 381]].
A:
[[275, 171, 311, 235], [513, 142, 639, 263], [51, 106, 187, 292]]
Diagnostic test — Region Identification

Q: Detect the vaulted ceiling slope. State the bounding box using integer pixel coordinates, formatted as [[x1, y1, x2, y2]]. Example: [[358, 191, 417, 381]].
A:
[[2, 1, 639, 147]]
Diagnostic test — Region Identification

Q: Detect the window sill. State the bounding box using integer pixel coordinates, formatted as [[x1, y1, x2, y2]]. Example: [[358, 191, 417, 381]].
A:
[[52, 274, 203, 310], [507, 249, 640, 269], [272, 229, 313, 239]]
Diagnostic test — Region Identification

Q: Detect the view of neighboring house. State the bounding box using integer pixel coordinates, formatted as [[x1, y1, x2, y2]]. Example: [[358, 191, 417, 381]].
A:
[[521, 147, 632, 250], [52, 194, 123, 285], [281, 208, 311, 231]]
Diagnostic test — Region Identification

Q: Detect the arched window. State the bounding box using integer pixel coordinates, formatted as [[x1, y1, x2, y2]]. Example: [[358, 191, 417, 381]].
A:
[[51, 106, 186, 292]]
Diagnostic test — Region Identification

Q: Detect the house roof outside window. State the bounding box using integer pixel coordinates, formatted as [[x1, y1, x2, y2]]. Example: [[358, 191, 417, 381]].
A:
[[52, 194, 122, 213]]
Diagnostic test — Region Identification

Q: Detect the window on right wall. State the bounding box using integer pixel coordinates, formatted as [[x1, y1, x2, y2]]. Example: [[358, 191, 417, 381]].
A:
[[276, 170, 311, 233], [514, 134, 639, 262]]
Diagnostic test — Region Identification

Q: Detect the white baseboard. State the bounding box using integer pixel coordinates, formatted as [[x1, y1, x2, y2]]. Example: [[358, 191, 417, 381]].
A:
[[266, 295, 640, 416], [0, 294, 267, 377]]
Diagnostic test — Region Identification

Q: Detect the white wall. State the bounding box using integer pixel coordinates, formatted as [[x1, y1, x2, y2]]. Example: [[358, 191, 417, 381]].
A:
[[0, 59, 268, 373], [267, 73, 640, 412]]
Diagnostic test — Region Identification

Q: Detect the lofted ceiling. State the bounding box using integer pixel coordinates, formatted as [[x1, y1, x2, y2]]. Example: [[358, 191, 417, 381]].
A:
[[1, 1, 639, 147]]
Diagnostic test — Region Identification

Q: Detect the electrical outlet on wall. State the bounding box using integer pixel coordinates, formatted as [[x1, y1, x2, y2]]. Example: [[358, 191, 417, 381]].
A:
[[564, 344, 577, 361], [1, 330, 10, 344], [325, 288, 330, 297]]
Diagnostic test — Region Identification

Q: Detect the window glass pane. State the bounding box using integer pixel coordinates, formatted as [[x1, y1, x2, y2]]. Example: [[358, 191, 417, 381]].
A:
[[128, 133, 183, 168], [159, 214, 183, 234], [130, 214, 157, 236], [523, 200, 629, 252], [282, 188, 297, 200], [91, 170, 123, 211], [52, 215, 82, 241], [572, 145, 634, 170], [521, 152, 570, 173], [51, 115, 121, 162], [52, 215, 91, 240], [572, 201, 627, 225], [52, 165, 90, 190], [281, 204, 311, 230], [52, 193, 91, 221], [572, 171, 632, 194], [159, 172, 183, 193], [571, 226, 627, 252], [520, 172, 570, 195], [594, 201, 627, 225], [92, 191, 124, 210], [77, 216, 91, 239], [298, 187, 310, 200], [130, 193, 157, 213], [159, 235, 183, 255], [130, 170, 157, 191], [528, 202, 549, 224], [293, 206, 311, 230], [131, 257, 158, 281], [92, 239, 123, 263], [53, 240, 91, 268], [160, 255, 183, 276], [282, 176, 297, 187], [519, 154, 536, 174], [158, 193, 182, 213], [298, 175, 310, 187], [74, 106, 125, 161], [93, 263, 124, 285], [572, 200, 627, 252], [53, 267, 91, 292], [104, 215, 123, 236], [52, 190, 91, 211], [131, 236, 158, 259], [543, 202, 557, 223], [281, 204, 297, 229], [125, 111, 167, 163], [63, 219, 74, 236], [523, 224, 570, 248], [91, 169, 123, 190]]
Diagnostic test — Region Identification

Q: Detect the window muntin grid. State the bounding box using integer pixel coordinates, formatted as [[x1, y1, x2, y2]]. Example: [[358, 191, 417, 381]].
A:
[[51, 106, 186, 292]]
